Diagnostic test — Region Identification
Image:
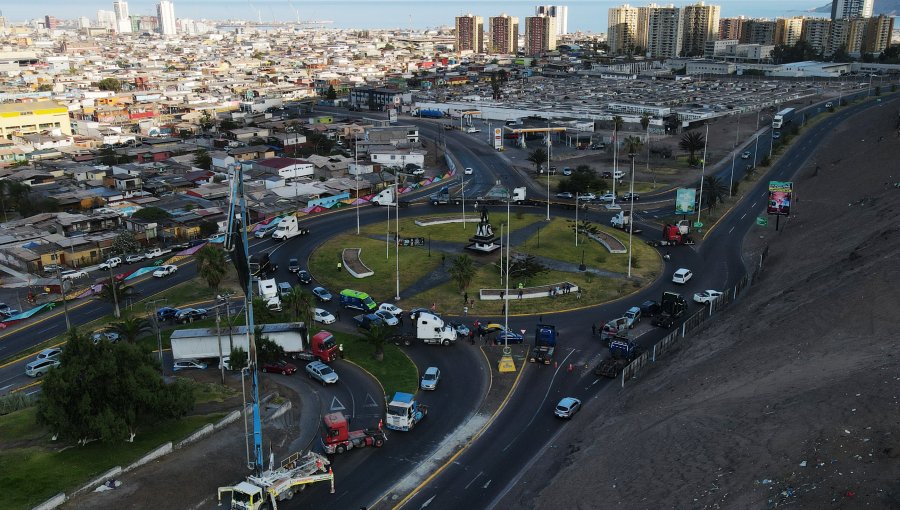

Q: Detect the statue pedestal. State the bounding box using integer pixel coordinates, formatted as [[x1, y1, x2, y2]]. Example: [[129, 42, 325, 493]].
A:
[[466, 205, 501, 254]]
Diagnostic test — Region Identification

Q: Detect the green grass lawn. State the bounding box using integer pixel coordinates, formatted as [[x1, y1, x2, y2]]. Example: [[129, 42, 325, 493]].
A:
[[327, 330, 418, 396], [0, 411, 224, 510]]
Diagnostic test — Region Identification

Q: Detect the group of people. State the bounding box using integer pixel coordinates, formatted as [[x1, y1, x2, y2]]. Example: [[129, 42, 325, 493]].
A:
[[549, 283, 574, 297]]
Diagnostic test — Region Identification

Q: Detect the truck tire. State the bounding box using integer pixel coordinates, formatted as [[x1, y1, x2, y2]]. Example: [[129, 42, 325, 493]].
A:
[[442, 339, 450, 346], [374, 437, 385, 447], [336, 444, 346, 454], [404, 337, 411, 346]]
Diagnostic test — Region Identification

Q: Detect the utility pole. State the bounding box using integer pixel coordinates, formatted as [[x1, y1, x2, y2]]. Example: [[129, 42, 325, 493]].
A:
[[145, 298, 167, 372], [108, 264, 120, 319], [546, 119, 551, 221], [56, 266, 71, 331], [627, 152, 636, 278], [216, 306, 225, 384], [696, 123, 710, 226]]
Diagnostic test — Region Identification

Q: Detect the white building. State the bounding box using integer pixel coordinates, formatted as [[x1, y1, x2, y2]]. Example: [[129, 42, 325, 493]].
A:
[[370, 149, 426, 169], [113, 0, 132, 33], [535, 5, 568, 36], [157, 0, 176, 36], [96, 10, 117, 30], [831, 0, 873, 20]]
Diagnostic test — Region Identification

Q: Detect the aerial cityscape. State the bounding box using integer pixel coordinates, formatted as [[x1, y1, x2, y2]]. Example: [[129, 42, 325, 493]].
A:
[[0, 0, 897, 509]]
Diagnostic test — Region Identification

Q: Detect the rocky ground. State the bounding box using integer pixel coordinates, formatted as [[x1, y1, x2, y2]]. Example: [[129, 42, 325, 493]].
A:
[[503, 98, 900, 508]]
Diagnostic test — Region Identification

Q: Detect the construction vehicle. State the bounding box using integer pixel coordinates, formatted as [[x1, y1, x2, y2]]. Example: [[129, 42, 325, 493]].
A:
[[249, 252, 277, 278], [271, 215, 310, 241], [648, 220, 694, 247], [529, 323, 557, 364], [477, 182, 527, 205], [599, 317, 629, 344], [652, 291, 688, 328], [217, 451, 334, 510], [610, 211, 643, 234], [385, 392, 428, 431], [321, 412, 387, 454]]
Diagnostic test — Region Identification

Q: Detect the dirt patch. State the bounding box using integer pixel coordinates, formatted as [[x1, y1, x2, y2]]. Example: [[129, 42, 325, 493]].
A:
[[502, 97, 900, 508]]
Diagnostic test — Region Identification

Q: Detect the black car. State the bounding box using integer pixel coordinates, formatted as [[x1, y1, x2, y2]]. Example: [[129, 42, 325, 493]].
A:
[[156, 307, 181, 322], [621, 192, 640, 201], [288, 258, 300, 273], [640, 300, 661, 317], [176, 308, 209, 324], [296, 270, 312, 284]]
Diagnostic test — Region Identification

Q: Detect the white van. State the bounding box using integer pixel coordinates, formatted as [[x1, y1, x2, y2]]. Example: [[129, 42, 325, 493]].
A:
[[672, 268, 693, 284], [466, 127, 481, 134]]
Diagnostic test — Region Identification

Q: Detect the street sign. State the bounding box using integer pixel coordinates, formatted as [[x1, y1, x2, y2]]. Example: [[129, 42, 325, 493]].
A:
[[756, 216, 768, 226], [693, 221, 703, 228]]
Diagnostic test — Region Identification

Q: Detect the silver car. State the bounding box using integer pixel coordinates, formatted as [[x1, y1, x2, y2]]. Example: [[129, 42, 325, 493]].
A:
[[26, 358, 60, 377], [420, 366, 440, 390], [305, 361, 338, 385]]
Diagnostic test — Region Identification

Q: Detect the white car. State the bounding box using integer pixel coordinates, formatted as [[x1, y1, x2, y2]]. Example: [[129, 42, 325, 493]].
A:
[[173, 359, 207, 371], [577, 192, 596, 201], [98, 257, 122, 270], [741, 151, 752, 159], [313, 308, 336, 324], [124, 254, 144, 264], [60, 270, 88, 281], [375, 310, 399, 326], [464, 167, 473, 175], [378, 303, 404, 317], [597, 193, 616, 202], [36, 347, 63, 361], [420, 366, 440, 390], [153, 265, 177, 277], [693, 290, 724, 304], [672, 268, 693, 284]]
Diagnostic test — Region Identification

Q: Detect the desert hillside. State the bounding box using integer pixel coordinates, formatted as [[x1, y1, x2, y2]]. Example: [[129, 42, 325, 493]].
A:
[[505, 100, 900, 508]]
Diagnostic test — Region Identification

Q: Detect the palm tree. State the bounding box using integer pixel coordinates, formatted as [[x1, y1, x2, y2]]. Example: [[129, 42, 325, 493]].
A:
[[447, 254, 477, 292], [196, 244, 227, 290], [701, 175, 728, 211], [95, 280, 137, 308], [110, 316, 152, 344], [640, 113, 651, 133], [679, 131, 705, 164], [612, 115, 624, 133], [526, 148, 547, 173], [624, 136, 643, 157], [363, 324, 389, 361], [283, 286, 313, 325]]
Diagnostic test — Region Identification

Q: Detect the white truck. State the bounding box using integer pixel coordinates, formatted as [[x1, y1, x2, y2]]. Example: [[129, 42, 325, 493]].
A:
[[371, 187, 396, 206], [610, 211, 642, 234], [217, 451, 334, 510], [144, 247, 172, 260], [415, 311, 457, 346], [477, 183, 527, 205], [258, 278, 282, 311], [271, 215, 310, 241], [170, 323, 309, 361]]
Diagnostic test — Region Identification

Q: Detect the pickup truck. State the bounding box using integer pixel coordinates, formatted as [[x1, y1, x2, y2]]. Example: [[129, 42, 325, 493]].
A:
[[144, 247, 172, 260], [353, 313, 385, 331], [98, 257, 122, 270]]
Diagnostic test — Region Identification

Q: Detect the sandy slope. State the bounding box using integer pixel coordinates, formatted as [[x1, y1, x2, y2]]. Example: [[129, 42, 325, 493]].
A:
[[504, 100, 900, 509]]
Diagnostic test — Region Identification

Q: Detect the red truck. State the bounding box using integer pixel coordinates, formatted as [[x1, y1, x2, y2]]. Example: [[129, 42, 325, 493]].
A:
[[321, 412, 386, 455], [648, 220, 695, 247], [295, 330, 340, 363]]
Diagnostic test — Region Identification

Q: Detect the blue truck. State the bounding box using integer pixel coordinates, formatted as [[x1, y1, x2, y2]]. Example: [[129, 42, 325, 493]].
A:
[[529, 324, 557, 364], [385, 392, 428, 431], [417, 109, 444, 119]]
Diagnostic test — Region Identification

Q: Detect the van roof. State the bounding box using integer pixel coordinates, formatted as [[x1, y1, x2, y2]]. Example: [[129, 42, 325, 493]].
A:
[[340, 289, 369, 298]]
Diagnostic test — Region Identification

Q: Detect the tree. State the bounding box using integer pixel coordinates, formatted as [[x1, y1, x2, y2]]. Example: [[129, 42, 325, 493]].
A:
[[110, 316, 152, 344], [640, 113, 651, 133], [112, 231, 140, 256], [701, 175, 728, 211], [612, 115, 624, 133], [325, 85, 337, 100], [255, 327, 285, 364], [199, 220, 219, 238], [96, 280, 138, 307], [679, 131, 705, 163], [624, 135, 643, 156], [97, 77, 122, 92], [37, 83, 53, 92], [447, 254, 477, 292], [229, 347, 248, 370], [363, 324, 389, 361], [132, 207, 172, 221], [527, 148, 548, 173], [199, 111, 217, 133], [193, 148, 212, 170], [559, 165, 607, 194], [196, 244, 228, 290], [37, 329, 194, 443], [283, 286, 313, 325]]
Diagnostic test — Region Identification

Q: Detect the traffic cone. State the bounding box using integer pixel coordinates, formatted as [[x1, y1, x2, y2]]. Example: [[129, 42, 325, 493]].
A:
[[567, 363, 573, 373], [554, 361, 558, 368]]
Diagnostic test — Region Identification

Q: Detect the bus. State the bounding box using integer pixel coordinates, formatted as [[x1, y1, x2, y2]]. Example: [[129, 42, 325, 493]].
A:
[[772, 108, 796, 129]]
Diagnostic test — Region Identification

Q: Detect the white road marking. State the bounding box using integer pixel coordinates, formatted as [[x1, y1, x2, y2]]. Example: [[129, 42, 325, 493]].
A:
[[483, 479, 492, 489], [0, 384, 12, 392], [364, 393, 380, 407], [420, 495, 436, 508], [330, 396, 346, 411], [464, 471, 484, 490], [740, 213, 746, 220], [728, 226, 735, 234]]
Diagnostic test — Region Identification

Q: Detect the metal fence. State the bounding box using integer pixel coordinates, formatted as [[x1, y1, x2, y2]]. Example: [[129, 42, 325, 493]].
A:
[[621, 245, 770, 387]]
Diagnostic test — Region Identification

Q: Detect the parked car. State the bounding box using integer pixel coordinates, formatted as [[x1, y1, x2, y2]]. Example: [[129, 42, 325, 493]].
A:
[[464, 167, 473, 175], [693, 290, 724, 304], [554, 397, 582, 419], [449, 321, 470, 338], [640, 300, 661, 317], [305, 361, 338, 385], [218, 356, 232, 371], [374, 310, 399, 326], [312, 286, 333, 302], [262, 360, 297, 375], [555, 192, 574, 199], [590, 143, 606, 150], [25, 358, 60, 377], [562, 167, 573, 176], [624, 306, 642, 328], [152, 264, 177, 277], [36, 347, 63, 361], [173, 359, 207, 371], [620, 192, 640, 201], [313, 308, 336, 324], [175, 308, 208, 324], [597, 193, 616, 202], [420, 366, 441, 390], [60, 270, 88, 281], [1, 308, 20, 318], [288, 258, 300, 272], [277, 282, 293, 298], [741, 151, 752, 159], [98, 257, 122, 270], [0, 303, 11, 315], [672, 268, 693, 284], [124, 254, 144, 264], [91, 331, 120, 344], [479, 323, 524, 344], [409, 307, 441, 320], [43, 264, 61, 275], [577, 192, 596, 201], [296, 270, 312, 284], [378, 303, 403, 317], [156, 307, 181, 322]]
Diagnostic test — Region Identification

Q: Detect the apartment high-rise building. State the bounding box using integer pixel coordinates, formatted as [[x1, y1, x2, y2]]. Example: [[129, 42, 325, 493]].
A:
[[97, 10, 117, 30], [742, 19, 776, 45], [44, 15, 60, 30], [681, 1, 720, 57], [524, 15, 557, 55], [489, 14, 519, 54], [647, 5, 683, 58], [455, 14, 484, 53], [535, 5, 568, 35], [113, 0, 132, 33], [157, 0, 176, 36], [718, 17, 745, 41], [830, 0, 874, 21], [608, 4, 639, 55], [861, 14, 894, 54], [845, 17, 869, 54], [635, 4, 659, 50], [774, 16, 804, 46], [801, 18, 832, 55]]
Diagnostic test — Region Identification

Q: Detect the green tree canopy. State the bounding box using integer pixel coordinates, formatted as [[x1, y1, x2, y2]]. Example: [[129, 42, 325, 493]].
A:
[[325, 84, 337, 100], [199, 220, 220, 238], [37, 330, 194, 443], [194, 148, 212, 170], [448, 254, 476, 292], [97, 77, 122, 92], [110, 316, 152, 344], [196, 244, 228, 290], [679, 130, 706, 163], [112, 231, 140, 255], [363, 324, 389, 361], [558, 165, 608, 194], [131, 206, 172, 221], [527, 148, 548, 172]]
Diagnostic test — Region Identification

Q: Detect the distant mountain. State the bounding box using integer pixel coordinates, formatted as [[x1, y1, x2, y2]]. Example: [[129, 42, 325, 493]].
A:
[[812, 0, 899, 15]]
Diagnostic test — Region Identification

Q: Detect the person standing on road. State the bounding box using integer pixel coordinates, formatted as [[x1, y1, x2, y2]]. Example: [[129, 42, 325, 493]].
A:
[[463, 291, 468, 304], [592, 323, 596, 337], [339, 343, 344, 359]]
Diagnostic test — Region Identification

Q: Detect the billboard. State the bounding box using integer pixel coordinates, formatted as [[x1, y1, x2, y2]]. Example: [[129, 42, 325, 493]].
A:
[[389, 109, 398, 123], [493, 128, 503, 150], [675, 188, 696, 214], [767, 181, 793, 216]]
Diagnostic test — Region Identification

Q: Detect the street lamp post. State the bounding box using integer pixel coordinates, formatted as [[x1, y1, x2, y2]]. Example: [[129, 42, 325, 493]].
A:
[[394, 182, 400, 301], [108, 264, 121, 319], [754, 134, 760, 169], [56, 266, 71, 330], [461, 173, 466, 228], [627, 152, 636, 278], [574, 194, 579, 247], [730, 113, 741, 196], [145, 298, 167, 372], [696, 123, 710, 226], [546, 119, 551, 221], [355, 134, 360, 235]]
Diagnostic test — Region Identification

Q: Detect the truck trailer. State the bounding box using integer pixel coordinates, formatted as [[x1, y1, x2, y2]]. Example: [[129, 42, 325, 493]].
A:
[[477, 183, 526, 205], [170, 323, 337, 363]]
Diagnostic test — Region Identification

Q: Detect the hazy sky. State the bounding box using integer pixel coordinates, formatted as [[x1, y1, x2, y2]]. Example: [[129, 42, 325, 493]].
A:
[[8, 1, 827, 31]]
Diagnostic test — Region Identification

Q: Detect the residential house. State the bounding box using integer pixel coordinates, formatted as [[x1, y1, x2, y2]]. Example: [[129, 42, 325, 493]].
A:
[[228, 145, 276, 162], [254, 157, 314, 180]]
